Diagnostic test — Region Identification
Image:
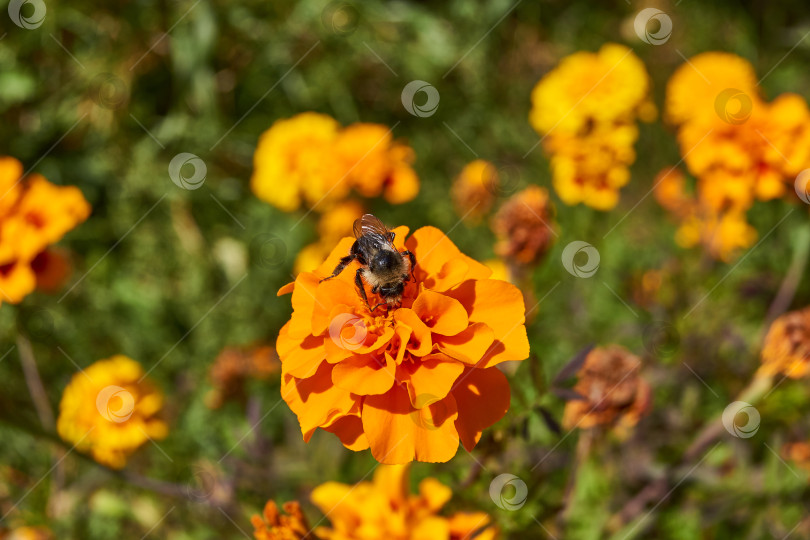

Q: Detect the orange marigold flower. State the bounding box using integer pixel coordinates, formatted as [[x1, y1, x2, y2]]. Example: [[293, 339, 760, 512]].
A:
[[334, 124, 419, 205], [760, 307, 810, 379], [451, 160, 498, 222], [251, 114, 419, 213], [491, 186, 556, 266], [252, 500, 314, 540], [309, 464, 499, 539], [57, 355, 167, 469], [529, 44, 654, 210], [0, 527, 52, 540], [277, 225, 529, 464], [0, 158, 90, 305], [562, 345, 651, 432], [30, 248, 72, 294], [207, 345, 280, 409]]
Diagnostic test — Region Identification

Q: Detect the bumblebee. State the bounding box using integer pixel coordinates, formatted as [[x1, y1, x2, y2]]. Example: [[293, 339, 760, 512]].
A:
[[320, 214, 416, 311]]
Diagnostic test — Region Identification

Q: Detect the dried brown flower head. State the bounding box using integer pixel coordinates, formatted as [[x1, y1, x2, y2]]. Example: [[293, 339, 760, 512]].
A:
[[207, 345, 280, 409], [491, 186, 556, 266], [562, 345, 651, 431], [760, 307, 810, 379]]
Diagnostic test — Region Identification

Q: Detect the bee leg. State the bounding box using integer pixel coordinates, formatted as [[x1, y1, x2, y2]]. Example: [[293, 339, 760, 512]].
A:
[[320, 254, 356, 283], [370, 302, 387, 312], [402, 250, 417, 281], [355, 268, 371, 310]]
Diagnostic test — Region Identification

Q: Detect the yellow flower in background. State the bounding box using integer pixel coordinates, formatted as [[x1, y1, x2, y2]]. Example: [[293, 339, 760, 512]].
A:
[[0, 157, 90, 305], [451, 160, 498, 222], [759, 306, 810, 379], [57, 355, 167, 469], [251, 112, 343, 212], [0, 527, 52, 540], [252, 464, 498, 540], [334, 124, 419, 204], [529, 43, 654, 210], [251, 114, 419, 213]]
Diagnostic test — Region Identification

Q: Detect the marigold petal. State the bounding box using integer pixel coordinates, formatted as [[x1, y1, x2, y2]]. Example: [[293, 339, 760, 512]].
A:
[[332, 353, 396, 395], [397, 354, 465, 407], [361, 383, 459, 464], [393, 308, 433, 356], [323, 415, 370, 451], [452, 367, 511, 451], [412, 516, 451, 540], [288, 273, 321, 339], [436, 322, 495, 365], [418, 477, 452, 512], [405, 226, 491, 283], [411, 290, 469, 336], [445, 279, 529, 367], [281, 363, 359, 441], [277, 323, 325, 379]]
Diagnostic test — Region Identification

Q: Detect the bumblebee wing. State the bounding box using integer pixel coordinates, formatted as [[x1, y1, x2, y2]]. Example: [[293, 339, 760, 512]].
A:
[[353, 214, 392, 240]]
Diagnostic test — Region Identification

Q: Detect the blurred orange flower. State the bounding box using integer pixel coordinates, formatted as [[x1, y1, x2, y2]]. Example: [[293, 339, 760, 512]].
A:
[[57, 355, 167, 469], [491, 185, 556, 266], [252, 464, 498, 540], [562, 345, 651, 432], [760, 307, 810, 379], [277, 226, 528, 464], [207, 344, 280, 409], [451, 160, 498, 222], [0, 527, 52, 540], [529, 43, 655, 210], [251, 114, 419, 213], [0, 157, 90, 305], [252, 501, 312, 540]]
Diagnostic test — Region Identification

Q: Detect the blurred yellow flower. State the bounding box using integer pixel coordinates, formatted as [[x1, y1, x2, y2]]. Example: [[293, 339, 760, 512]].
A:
[[451, 160, 498, 221], [0, 157, 90, 305], [251, 114, 419, 213], [0, 527, 52, 540], [57, 355, 167, 469], [529, 44, 653, 210], [252, 464, 498, 540]]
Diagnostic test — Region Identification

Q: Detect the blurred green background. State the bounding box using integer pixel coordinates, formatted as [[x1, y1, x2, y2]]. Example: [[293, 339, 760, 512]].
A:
[[2, 0, 810, 538]]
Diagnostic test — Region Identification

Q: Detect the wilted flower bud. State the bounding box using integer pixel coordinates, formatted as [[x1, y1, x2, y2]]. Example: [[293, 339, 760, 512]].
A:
[[491, 185, 556, 266]]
